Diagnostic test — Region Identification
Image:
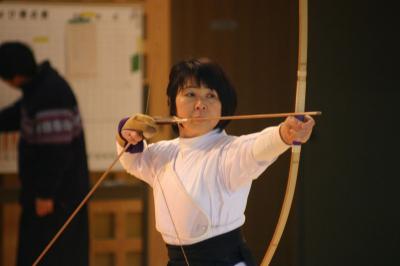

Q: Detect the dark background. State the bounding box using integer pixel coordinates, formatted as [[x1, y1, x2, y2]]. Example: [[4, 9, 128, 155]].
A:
[[298, 1, 399, 265]]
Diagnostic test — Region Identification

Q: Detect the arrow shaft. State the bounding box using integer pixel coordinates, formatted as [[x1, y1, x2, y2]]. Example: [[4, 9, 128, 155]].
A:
[[155, 111, 321, 124]]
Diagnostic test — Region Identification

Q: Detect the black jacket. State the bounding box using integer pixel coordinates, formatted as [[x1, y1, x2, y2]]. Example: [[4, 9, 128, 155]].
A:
[[0, 61, 89, 207]]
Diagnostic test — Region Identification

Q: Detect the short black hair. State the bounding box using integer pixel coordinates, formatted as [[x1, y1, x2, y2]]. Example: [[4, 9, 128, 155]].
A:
[[166, 58, 237, 133], [0, 42, 37, 80]]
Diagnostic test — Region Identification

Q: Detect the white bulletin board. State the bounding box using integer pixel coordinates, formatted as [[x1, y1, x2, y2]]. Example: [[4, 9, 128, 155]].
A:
[[0, 2, 143, 172]]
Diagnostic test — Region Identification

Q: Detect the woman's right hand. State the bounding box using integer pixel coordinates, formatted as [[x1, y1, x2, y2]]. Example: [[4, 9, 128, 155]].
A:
[[121, 129, 144, 145], [116, 114, 158, 147]]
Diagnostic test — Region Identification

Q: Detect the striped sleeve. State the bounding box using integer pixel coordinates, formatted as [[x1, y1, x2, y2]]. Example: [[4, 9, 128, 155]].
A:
[[21, 107, 82, 144]]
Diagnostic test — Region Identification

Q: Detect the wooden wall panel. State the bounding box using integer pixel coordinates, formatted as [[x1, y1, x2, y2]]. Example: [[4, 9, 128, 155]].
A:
[[143, 0, 171, 264], [1, 203, 19, 266]]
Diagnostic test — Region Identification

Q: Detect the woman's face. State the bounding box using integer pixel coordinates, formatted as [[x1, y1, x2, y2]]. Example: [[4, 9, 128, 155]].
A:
[[175, 84, 222, 138]]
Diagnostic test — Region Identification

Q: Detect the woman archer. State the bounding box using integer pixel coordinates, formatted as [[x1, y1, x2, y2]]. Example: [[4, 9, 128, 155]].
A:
[[116, 58, 315, 266]]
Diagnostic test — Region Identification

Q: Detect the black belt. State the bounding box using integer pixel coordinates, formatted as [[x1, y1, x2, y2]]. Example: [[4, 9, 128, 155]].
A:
[[166, 228, 255, 266]]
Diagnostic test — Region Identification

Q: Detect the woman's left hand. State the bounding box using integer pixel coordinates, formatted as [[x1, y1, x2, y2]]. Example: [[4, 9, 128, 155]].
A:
[[35, 198, 54, 217], [279, 115, 315, 145]]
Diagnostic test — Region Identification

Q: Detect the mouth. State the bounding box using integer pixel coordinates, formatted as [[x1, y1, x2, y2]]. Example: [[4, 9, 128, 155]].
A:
[[188, 113, 206, 120], [190, 115, 208, 121]]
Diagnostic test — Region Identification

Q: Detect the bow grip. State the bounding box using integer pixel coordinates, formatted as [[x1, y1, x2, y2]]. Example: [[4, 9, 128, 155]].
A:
[[292, 115, 304, 145]]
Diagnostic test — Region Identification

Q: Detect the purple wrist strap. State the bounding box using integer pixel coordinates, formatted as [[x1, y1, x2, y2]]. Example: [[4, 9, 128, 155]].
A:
[[118, 117, 144, 153], [293, 115, 304, 146]]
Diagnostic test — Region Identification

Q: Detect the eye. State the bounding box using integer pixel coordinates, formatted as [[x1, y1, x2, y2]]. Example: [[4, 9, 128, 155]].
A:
[[184, 91, 195, 97], [206, 92, 218, 99]]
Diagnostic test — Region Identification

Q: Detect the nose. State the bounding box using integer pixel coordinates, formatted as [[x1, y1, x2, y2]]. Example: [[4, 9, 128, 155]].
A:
[[194, 98, 207, 110]]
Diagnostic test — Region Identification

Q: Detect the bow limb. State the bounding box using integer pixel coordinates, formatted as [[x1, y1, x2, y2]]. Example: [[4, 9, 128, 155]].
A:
[[261, 0, 308, 264]]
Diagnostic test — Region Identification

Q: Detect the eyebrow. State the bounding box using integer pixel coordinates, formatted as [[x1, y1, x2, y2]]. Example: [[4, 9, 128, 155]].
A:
[[181, 85, 212, 90]]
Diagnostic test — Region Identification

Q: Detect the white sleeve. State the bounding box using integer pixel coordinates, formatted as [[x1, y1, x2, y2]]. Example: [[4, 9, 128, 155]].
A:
[[116, 141, 156, 186], [221, 126, 290, 191], [252, 126, 290, 162]]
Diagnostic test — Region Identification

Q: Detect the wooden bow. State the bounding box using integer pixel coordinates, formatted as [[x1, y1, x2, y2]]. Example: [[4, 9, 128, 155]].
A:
[[261, 0, 308, 264]]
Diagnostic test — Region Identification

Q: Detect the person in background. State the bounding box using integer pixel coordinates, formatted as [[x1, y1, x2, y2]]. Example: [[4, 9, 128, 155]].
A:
[[0, 41, 89, 266], [116, 58, 315, 265]]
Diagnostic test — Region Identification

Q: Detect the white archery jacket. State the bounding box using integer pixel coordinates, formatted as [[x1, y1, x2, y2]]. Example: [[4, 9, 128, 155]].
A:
[[117, 126, 289, 245]]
